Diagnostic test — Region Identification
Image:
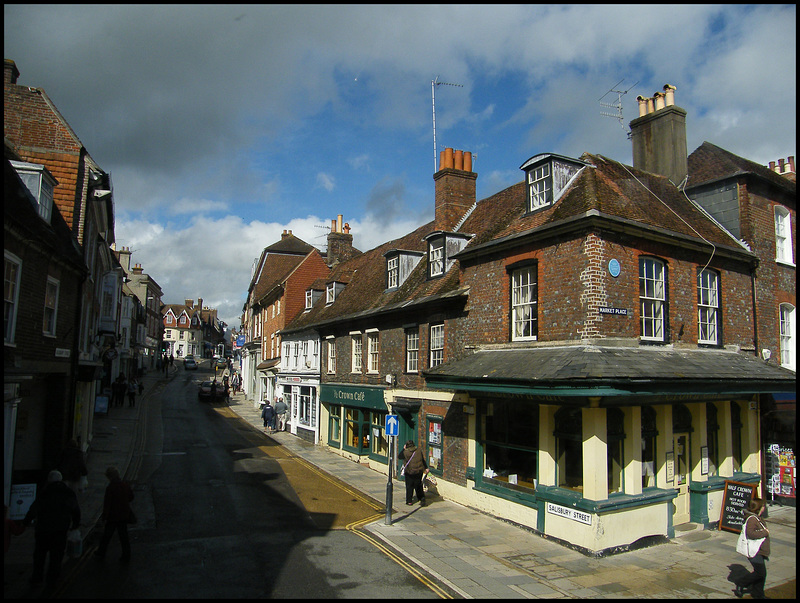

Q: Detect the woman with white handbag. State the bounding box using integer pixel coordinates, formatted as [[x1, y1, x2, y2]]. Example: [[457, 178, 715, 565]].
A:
[[734, 497, 770, 599]]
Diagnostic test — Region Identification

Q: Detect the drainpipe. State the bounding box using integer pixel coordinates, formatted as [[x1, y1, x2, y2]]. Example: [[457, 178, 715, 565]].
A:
[[750, 264, 759, 358]]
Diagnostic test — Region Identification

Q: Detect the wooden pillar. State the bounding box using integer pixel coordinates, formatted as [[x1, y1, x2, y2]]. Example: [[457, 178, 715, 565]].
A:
[[623, 406, 642, 495], [582, 406, 607, 501], [538, 404, 557, 486]]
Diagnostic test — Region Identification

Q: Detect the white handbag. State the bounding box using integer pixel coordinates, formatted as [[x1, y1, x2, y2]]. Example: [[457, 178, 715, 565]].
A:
[[736, 516, 765, 557]]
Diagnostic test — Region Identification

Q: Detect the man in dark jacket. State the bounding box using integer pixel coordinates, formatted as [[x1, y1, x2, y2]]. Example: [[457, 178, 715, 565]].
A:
[[24, 470, 81, 585], [399, 440, 429, 506], [95, 466, 134, 562]]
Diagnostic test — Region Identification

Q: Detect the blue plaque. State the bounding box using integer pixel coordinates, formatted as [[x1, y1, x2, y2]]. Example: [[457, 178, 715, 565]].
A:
[[608, 259, 621, 277]]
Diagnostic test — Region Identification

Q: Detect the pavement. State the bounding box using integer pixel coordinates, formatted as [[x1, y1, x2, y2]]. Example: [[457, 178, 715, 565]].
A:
[[5, 363, 796, 599]]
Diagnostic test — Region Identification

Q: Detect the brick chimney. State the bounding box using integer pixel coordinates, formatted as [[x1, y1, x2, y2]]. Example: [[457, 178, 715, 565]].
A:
[[767, 156, 795, 178], [630, 84, 688, 186], [4, 59, 20, 85], [327, 214, 358, 267], [434, 147, 477, 231], [132, 263, 144, 276], [185, 299, 194, 307]]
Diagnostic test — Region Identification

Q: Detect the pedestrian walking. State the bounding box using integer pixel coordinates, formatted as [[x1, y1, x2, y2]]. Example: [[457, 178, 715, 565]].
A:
[[399, 440, 429, 506], [23, 470, 81, 586], [169, 354, 174, 367], [230, 372, 240, 395], [734, 497, 771, 599], [95, 466, 134, 563], [58, 439, 88, 494], [127, 378, 138, 407], [112, 374, 127, 407], [261, 400, 275, 434], [274, 397, 288, 431], [163, 353, 169, 375]]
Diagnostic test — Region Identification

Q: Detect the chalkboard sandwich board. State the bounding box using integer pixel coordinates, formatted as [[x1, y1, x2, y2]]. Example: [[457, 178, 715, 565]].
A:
[[719, 480, 757, 533]]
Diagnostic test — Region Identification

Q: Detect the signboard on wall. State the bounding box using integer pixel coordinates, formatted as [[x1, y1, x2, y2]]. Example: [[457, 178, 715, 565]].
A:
[[546, 502, 591, 525], [719, 480, 757, 533]]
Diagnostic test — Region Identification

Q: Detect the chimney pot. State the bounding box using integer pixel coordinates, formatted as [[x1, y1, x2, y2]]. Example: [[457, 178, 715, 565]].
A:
[[778, 158, 785, 172], [654, 92, 666, 111], [769, 161, 776, 171], [663, 84, 676, 106], [789, 156, 795, 173], [646, 97, 655, 114], [439, 150, 445, 171], [454, 149, 463, 170], [444, 147, 454, 170], [637, 96, 649, 117], [464, 151, 472, 172]]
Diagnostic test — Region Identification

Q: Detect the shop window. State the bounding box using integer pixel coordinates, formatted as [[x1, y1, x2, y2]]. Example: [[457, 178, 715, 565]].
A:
[[297, 386, 314, 427], [554, 407, 582, 492], [706, 402, 719, 477], [427, 416, 443, 473], [344, 408, 370, 454], [642, 406, 658, 489], [328, 404, 341, 445], [639, 257, 667, 342], [370, 411, 388, 459], [731, 401, 743, 472], [607, 408, 625, 494], [481, 400, 539, 492]]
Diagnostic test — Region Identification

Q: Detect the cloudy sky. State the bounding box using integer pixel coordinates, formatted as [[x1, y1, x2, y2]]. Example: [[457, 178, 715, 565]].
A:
[[5, 4, 796, 329]]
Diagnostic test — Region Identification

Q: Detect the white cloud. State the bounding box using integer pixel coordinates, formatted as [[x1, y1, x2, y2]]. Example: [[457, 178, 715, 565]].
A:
[[316, 172, 336, 192]]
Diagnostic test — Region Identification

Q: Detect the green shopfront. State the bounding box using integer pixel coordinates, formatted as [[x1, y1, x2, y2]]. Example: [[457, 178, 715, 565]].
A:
[[320, 384, 393, 469]]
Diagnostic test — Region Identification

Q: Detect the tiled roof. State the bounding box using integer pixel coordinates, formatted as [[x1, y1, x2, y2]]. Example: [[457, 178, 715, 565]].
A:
[[285, 221, 467, 332], [252, 253, 308, 303], [688, 141, 797, 196], [460, 152, 746, 252]]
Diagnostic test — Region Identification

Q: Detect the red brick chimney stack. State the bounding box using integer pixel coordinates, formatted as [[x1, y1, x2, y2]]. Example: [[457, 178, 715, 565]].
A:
[[434, 147, 477, 232]]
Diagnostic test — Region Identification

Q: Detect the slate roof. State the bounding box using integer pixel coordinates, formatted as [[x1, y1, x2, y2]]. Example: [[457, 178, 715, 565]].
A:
[[423, 344, 796, 400], [688, 141, 797, 198]]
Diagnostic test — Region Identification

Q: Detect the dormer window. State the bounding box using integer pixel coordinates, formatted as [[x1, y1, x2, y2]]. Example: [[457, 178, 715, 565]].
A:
[[424, 232, 471, 280], [305, 290, 314, 309], [326, 281, 345, 304], [11, 160, 56, 223], [520, 153, 587, 214], [384, 249, 424, 290]]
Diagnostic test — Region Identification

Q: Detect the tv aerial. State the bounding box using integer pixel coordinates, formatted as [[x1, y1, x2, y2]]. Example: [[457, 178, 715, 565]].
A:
[[432, 76, 463, 172], [599, 78, 638, 137]]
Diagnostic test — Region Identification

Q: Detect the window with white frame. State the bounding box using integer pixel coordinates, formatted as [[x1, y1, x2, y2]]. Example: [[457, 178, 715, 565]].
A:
[[429, 240, 444, 277], [387, 256, 399, 289], [305, 289, 313, 309], [527, 163, 552, 210], [639, 257, 667, 342], [367, 331, 379, 373], [351, 333, 362, 373], [511, 266, 537, 341], [12, 160, 55, 223], [43, 277, 59, 336], [780, 304, 795, 371], [697, 269, 720, 345], [326, 282, 336, 303], [5, 251, 22, 344], [774, 206, 794, 265], [430, 323, 444, 367], [327, 338, 336, 373], [406, 329, 419, 373]]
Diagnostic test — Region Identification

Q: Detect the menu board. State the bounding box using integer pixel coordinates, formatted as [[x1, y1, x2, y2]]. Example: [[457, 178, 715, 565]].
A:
[[719, 480, 757, 533]]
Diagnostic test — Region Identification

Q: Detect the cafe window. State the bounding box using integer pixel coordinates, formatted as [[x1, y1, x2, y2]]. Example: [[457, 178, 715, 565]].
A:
[[481, 400, 539, 493], [427, 416, 443, 473], [328, 404, 341, 445], [370, 411, 388, 460], [344, 408, 370, 454], [703, 402, 719, 477], [555, 407, 582, 492], [642, 406, 658, 489], [607, 408, 625, 494], [731, 401, 743, 472]]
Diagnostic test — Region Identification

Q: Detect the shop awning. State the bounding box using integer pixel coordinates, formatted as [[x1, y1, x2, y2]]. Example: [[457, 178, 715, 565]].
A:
[[257, 358, 280, 372], [423, 344, 796, 404]]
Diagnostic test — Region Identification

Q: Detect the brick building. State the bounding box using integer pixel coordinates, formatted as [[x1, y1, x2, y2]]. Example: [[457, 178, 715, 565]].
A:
[[282, 86, 794, 554], [5, 58, 124, 491]]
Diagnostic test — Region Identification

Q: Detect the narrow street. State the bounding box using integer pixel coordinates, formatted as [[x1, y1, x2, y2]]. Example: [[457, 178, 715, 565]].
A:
[[53, 364, 445, 598]]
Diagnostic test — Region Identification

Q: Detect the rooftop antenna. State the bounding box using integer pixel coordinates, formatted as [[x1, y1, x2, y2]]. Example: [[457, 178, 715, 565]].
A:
[[599, 78, 638, 137], [432, 76, 463, 172]]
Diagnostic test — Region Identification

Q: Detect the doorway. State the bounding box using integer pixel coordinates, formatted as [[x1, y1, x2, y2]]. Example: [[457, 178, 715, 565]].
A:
[[673, 432, 691, 524]]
